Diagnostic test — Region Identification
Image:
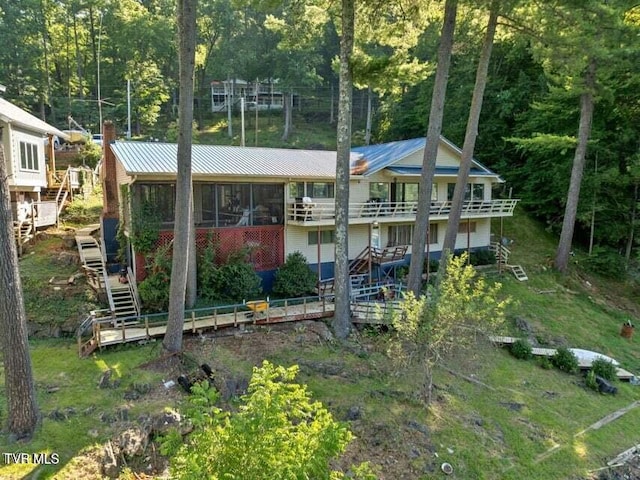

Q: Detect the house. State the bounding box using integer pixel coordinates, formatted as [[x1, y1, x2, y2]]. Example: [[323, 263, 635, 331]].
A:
[[103, 133, 518, 290], [210, 79, 288, 113], [0, 96, 72, 245]]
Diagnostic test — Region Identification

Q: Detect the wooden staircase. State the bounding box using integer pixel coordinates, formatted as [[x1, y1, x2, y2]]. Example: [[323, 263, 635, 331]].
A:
[[13, 220, 34, 255], [490, 242, 528, 281], [76, 235, 141, 319]]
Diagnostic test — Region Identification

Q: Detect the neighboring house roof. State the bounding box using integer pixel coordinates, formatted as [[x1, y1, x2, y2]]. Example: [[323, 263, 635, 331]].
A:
[[351, 137, 499, 179], [0, 97, 67, 138], [111, 142, 359, 179], [386, 166, 500, 177]]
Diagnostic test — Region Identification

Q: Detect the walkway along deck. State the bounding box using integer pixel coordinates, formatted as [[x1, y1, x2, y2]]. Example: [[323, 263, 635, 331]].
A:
[[78, 296, 337, 356]]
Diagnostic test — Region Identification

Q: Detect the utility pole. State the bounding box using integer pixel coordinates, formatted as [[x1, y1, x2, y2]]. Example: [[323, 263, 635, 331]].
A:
[[127, 79, 131, 139]]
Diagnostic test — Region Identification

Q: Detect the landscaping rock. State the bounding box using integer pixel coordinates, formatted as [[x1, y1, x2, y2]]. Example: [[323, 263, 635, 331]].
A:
[[345, 405, 363, 421], [407, 420, 430, 436], [499, 401, 525, 411], [116, 424, 151, 458], [220, 375, 249, 401], [150, 409, 189, 436]]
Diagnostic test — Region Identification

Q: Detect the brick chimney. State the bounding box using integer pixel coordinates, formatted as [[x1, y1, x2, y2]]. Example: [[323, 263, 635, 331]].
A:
[[102, 121, 119, 218]]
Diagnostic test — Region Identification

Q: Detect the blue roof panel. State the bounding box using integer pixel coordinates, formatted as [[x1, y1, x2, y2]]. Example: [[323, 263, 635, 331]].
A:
[[352, 138, 425, 175], [387, 166, 498, 176]]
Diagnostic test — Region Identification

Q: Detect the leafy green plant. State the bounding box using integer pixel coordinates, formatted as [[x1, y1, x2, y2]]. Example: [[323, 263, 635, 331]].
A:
[[470, 249, 497, 266], [551, 346, 579, 374], [391, 253, 509, 404], [138, 243, 172, 312], [197, 245, 262, 303], [198, 234, 218, 302], [273, 251, 317, 297], [582, 246, 627, 279], [509, 339, 533, 360], [537, 356, 553, 370], [130, 200, 161, 255], [585, 370, 599, 392], [164, 361, 357, 479], [590, 358, 617, 382]]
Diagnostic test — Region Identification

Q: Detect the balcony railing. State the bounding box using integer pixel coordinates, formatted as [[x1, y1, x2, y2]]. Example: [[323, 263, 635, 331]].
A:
[[287, 199, 519, 223]]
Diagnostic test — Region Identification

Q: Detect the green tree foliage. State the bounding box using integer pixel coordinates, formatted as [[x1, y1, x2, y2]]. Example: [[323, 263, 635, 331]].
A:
[[273, 251, 317, 298], [164, 361, 361, 479], [391, 253, 508, 404]]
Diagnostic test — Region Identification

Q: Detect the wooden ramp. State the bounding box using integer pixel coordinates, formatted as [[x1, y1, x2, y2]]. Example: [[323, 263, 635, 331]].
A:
[[78, 297, 335, 355]]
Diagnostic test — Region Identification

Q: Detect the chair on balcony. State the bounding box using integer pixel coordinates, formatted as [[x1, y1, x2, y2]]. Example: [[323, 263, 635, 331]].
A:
[[294, 197, 316, 221]]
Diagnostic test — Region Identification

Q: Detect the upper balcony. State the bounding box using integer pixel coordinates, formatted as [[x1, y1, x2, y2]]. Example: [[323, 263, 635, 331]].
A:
[[286, 199, 519, 226]]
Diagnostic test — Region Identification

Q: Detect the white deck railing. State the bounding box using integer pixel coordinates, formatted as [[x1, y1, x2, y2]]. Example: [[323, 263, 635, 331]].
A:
[[287, 199, 519, 222]]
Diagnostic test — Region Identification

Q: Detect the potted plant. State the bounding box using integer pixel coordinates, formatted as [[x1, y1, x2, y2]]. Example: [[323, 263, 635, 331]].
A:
[[620, 319, 635, 339]]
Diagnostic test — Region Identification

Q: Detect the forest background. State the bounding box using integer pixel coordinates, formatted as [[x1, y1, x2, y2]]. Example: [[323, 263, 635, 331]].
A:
[[2, 0, 639, 273]]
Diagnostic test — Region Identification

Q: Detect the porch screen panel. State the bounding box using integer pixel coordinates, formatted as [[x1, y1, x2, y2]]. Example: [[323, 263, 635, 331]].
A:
[[252, 184, 284, 225], [200, 184, 216, 225], [136, 183, 175, 223]]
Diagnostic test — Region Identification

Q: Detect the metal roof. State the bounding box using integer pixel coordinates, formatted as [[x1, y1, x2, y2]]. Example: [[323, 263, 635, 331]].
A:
[[351, 137, 498, 178], [0, 97, 67, 138], [111, 142, 360, 179], [386, 166, 500, 177]]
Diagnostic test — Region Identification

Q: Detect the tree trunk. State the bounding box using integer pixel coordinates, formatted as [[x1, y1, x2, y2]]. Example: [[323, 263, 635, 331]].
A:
[[439, 4, 498, 276], [554, 58, 597, 273], [163, 0, 197, 353], [407, 0, 458, 295], [0, 145, 39, 440], [186, 200, 197, 309], [281, 92, 293, 142], [332, 0, 355, 340], [625, 182, 638, 262], [365, 86, 372, 145]]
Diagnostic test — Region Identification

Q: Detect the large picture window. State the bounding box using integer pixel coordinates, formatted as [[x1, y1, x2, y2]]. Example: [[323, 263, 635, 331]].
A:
[[288, 181, 335, 199], [19, 142, 39, 171], [447, 183, 485, 202]]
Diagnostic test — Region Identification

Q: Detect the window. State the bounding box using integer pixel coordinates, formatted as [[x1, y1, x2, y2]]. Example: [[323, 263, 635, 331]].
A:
[[308, 230, 335, 245], [388, 223, 438, 246], [447, 183, 485, 201], [457, 221, 477, 234], [308, 182, 334, 198], [388, 225, 413, 246], [289, 182, 304, 198], [391, 183, 436, 202], [19, 142, 39, 171], [369, 182, 389, 201]]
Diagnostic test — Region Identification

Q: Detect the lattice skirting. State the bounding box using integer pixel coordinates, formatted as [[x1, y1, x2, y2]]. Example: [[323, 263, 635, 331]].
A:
[[134, 225, 284, 281]]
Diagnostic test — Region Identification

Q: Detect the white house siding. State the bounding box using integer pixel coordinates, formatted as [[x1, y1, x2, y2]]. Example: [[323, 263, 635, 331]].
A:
[[285, 223, 372, 265], [7, 125, 46, 191]]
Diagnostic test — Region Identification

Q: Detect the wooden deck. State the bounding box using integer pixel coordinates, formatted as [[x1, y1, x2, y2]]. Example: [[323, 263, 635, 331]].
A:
[[92, 299, 335, 348]]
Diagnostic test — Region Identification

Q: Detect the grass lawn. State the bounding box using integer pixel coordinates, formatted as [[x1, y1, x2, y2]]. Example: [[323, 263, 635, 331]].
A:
[[1, 208, 639, 479]]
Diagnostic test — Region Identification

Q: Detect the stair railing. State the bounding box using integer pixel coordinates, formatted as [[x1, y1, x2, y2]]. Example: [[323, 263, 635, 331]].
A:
[[54, 167, 72, 222]]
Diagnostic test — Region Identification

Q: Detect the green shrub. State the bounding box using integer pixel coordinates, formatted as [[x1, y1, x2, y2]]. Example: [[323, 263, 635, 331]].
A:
[[198, 236, 218, 302], [273, 252, 317, 298], [585, 370, 599, 392], [582, 246, 627, 279], [163, 361, 355, 479], [509, 339, 533, 360], [551, 346, 579, 374], [590, 358, 617, 382], [138, 244, 172, 312], [198, 246, 262, 303], [537, 356, 553, 370], [470, 249, 497, 266]]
